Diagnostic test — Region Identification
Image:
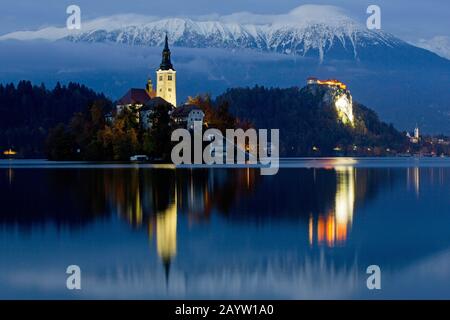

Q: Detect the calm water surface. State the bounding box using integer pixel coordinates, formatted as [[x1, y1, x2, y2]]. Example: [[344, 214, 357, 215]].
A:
[[0, 158, 449, 299]]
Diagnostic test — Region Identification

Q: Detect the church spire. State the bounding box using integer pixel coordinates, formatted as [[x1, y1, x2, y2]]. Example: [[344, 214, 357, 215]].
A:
[[159, 34, 174, 71], [164, 34, 169, 50], [156, 33, 177, 106]]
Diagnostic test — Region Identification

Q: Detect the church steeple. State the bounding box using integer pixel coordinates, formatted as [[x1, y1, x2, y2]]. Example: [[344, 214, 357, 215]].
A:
[[164, 33, 169, 50], [156, 34, 177, 106], [159, 34, 174, 71]]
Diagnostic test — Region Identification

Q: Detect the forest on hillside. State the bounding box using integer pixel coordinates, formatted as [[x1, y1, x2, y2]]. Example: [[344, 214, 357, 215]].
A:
[[215, 85, 408, 156], [0, 81, 111, 157]]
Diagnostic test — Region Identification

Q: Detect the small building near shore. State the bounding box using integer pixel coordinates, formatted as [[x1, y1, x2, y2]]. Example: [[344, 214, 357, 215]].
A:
[[171, 104, 205, 130]]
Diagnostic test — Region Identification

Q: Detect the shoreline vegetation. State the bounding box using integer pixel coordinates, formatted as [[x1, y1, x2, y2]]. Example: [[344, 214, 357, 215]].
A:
[[1, 81, 449, 160], [45, 95, 249, 161]]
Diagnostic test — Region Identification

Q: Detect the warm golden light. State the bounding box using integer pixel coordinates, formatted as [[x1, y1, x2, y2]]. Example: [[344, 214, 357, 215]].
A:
[[316, 79, 347, 90], [335, 166, 355, 226], [309, 166, 355, 247], [134, 191, 143, 226], [156, 195, 178, 262], [3, 149, 17, 156], [335, 94, 354, 125], [321, 158, 357, 167], [326, 215, 335, 247], [317, 216, 325, 244], [407, 167, 420, 196]]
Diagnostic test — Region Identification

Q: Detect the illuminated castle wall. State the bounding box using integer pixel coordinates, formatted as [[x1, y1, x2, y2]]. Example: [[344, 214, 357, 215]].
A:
[[307, 77, 354, 125]]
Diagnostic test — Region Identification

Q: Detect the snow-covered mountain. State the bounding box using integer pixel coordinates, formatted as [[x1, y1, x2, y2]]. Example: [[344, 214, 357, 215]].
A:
[[0, 5, 404, 62], [415, 36, 450, 60]]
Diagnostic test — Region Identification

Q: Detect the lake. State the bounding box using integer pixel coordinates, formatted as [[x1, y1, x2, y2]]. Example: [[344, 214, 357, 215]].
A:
[[0, 158, 449, 299]]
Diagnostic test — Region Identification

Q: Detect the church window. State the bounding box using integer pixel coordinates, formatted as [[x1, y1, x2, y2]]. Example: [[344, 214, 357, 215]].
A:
[[168, 75, 172, 81]]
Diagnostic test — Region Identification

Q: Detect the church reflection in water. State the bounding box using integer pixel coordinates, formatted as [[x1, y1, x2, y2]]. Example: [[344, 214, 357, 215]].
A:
[[155, 195, 177, 282], [107, 168, 260, 277]]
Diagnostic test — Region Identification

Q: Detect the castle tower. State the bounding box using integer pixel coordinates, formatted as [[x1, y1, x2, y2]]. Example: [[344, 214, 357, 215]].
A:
[[156, 34, 177, 107]]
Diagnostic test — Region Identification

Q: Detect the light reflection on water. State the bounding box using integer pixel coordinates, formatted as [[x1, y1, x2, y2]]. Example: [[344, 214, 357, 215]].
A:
[[308, 166, 355, 247], [0, 159, 449, 299]]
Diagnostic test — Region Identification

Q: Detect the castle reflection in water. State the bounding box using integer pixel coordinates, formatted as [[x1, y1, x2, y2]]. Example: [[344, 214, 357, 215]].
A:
[[309, 167, 354, 247]]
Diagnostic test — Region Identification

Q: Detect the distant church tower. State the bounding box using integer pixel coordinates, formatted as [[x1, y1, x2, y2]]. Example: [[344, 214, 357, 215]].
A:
[[156, 35, 177, 107], [414, 125, 420, 139]]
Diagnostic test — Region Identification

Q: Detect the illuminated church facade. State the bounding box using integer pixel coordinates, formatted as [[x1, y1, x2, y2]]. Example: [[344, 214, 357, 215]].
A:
[[156, 35, 177, 107]]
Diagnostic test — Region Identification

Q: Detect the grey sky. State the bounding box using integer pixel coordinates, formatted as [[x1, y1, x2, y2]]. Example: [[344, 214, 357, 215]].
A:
[[0, 0, 448, 41]]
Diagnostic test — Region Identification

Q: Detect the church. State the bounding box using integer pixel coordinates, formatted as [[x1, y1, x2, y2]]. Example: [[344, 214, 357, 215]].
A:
[[114, 35, 204, 130]]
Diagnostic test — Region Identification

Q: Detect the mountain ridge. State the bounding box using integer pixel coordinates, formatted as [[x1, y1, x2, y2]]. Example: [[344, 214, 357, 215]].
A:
[[0, 5, 415, 63]]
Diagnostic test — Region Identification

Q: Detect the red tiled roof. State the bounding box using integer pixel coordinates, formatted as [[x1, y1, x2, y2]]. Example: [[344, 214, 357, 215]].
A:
[[117, 88, 153, 105], [140, 97, 175, 111]]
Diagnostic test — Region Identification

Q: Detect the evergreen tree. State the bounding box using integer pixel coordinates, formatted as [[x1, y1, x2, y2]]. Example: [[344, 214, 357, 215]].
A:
[[46, 123, 75, 160], [0, 81, 111, 157], [147, 101, 173, 160]]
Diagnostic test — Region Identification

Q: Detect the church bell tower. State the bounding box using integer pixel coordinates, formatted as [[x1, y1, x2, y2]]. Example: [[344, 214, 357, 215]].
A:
[[156, 34, 177, 107]]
